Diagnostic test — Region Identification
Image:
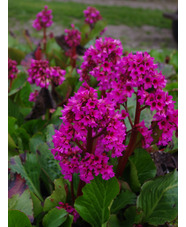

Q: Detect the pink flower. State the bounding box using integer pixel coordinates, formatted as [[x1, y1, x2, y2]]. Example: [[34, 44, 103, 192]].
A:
[[27, 59, 50, 88], [29, 90, 39, 102], [84, 6, 102, 25], [46, 66, 66, 86], [64, 24, 81, 48], [8, 58, 18, 80], [51, 83, 126, 182], [33, 5, 53, 30]]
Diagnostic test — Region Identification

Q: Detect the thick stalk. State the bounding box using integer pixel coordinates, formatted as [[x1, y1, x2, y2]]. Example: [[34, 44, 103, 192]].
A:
[[116, 97, 141, 178], [77, 180, 86, 197]]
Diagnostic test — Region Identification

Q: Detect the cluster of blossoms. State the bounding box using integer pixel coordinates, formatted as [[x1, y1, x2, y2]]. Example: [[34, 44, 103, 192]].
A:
[[8, 58, 18, 80], [78, 37, 123, 90], [56, 202, 79, 222], [84, 6, 102, 26], [51, 83, 126, 183], [78, 38, 178, 148], [33, 5, 53, 30], [27, 59, 66, 88], [29, 90, 39, 102], [64, 24, 81, 48]]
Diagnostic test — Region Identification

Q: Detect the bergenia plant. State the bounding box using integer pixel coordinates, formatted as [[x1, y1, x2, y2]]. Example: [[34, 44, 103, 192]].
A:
[[33, 5, 53, 51], [51, 37, 178, 220]]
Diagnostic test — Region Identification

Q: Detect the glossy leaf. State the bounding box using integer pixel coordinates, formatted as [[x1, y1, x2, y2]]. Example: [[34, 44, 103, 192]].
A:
[[123, 206, 143, 227], [128, 148, 157, 192], [9, 72, 27, 96], [74, 175, 120, 227], [111, 190, 136, 214], [44, 178, 66, 212], [42, 208, 68, 227], [8, 210, 32, 227], [137, 170, 178, 225]]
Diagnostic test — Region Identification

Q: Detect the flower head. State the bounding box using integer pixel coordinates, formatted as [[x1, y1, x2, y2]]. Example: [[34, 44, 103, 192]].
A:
[[29, 90, 39, 102], [84, 6, 102, 25], [27, 59, 50, 88], [64, 24, 81, 48], [8, 58, 18, 80], [46, 66, 66, 86], [33, 5, 53, 30]]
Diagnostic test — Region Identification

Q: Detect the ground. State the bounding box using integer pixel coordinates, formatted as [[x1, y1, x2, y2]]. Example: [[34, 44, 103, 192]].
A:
[[8, 0, 178, 50]]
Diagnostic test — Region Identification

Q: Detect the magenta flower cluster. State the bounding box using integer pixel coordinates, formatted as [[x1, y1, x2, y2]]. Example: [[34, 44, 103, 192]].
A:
[[27, 59, 66, 88], [29, 90, 39, 102], [56, 202, 79, 222], [8, 58, 18, 80], [84, 6, 102, 25], [64, 24, 81, 48], [78, 37, 178, 148], [51, 83, 126, 183], [33, 5, 53, 31], [78, 37, 123, 90]]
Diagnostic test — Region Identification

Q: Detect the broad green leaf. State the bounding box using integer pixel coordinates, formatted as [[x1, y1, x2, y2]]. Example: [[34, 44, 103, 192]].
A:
[[74, 175, 120, 227], [37, 143, 61, 182], [128, 148, 157, 192], [8, 98, 24, 125], [108, 215, 122, 227], [43, 208, 68, 227], [8, 210, 32, 227], [9, 72, 27, 96], [137, 170, 178, 225], [8, 190, 34, 222], [30, 191, 43, 218], [8, 133, 18, 156], [62, 214, 73, 227], [19, 82, 32, 107], [9, 155, 42, 201], [22, 119, 47, 135], [44, 178, 66, 212], [111, 190, 136, 214]]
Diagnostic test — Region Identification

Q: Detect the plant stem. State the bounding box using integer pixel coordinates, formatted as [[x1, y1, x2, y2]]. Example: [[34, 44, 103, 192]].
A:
[[116, 97, 141, 178], [77, 180, 86, 197]]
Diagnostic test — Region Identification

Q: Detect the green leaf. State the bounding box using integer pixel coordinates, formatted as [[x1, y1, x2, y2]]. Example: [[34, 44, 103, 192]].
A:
[[107, 215, 122, 227], [43, 208, 68, 227], [19, 82, 32, 107], [8, 133, 18, 156], [62, 214, 73, 227], [8, 210, 32, 227], [44, 178, 66, 212], [37, 143, 61, 182], [9, 72, 27, 96], [45, 124, 55, 148], [74, 175, 120, 227], [22, 119, 47, 135], [111, 190, 136, 214], [30, 191, 43, 218], [128, 148, 157, 192], [8, 190, 34, 222], [123, 206, 143, 227], [9, 155, 42, 201], [8, 98, 24, 125], [29, 132, 45, 153], [137, 170, 178, 225]]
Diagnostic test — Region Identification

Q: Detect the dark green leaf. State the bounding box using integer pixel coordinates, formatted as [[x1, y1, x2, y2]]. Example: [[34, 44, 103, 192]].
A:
[[30, 191, 43, 218], [62, 214, 73, 227], [127, 148, 157, 192], [44, 178, 66, 212], [8, 47, 26, 64], [29, 132, 45, 153], [74, 175, 120, 227], [9, 72, 27, 96], [123, 206, 143, 227], [137, 170, 178, 225], [111, 190, 136, 214], [8, 210, 32, 227], [43, 208, 68, 227]]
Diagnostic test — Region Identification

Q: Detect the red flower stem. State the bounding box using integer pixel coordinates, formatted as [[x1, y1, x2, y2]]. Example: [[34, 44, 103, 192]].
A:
[[116, 97, 141, 178], [75, 139, 86, 153], [43, 27, 47, 52], [77, 180, 86, 197], [8, 79, 13, 92], [87, 127, 93, 153], [71, 46, 77, 69]]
